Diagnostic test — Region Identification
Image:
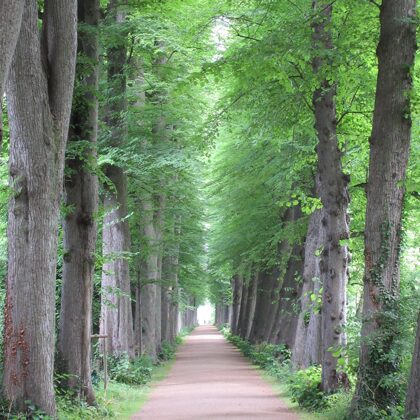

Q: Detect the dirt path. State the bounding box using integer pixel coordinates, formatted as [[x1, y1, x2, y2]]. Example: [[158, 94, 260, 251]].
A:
[[133, 325, 299, 419]]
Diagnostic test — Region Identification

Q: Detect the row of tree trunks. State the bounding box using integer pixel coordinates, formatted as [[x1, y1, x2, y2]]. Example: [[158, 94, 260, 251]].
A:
[[3, 0, 77, 415], [181, 297, 198, 329], [215, 303, 230, 326]]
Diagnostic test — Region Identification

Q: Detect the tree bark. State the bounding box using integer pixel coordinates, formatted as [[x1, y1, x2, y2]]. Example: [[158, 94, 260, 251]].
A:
[[236, 276, 249, 337], [292, 207, 325, 368], [270, 243, 304, 349], [312, 0, 349, 393], [58, 0, 99, 405], [0, 1, 24, 97], [244, 273, 258, 340], [405, 312, 420, 419], [248, 268, 279, 344], [3, 0, 77, 414], [101, 168, 134, 357], [351, 0, 417, 414], [99, 0, 134, 358], [140, 195, 159, 359], [230, 275, 243, 335]]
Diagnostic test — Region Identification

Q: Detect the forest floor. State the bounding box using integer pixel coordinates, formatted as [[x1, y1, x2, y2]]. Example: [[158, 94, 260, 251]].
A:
[[132, 325, 300, 419]]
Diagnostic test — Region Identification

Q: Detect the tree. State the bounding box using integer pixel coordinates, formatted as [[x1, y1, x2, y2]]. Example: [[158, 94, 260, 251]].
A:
[[311, 0, 349, 393], [58, 0, 100, 404], [3, 0, 77, 414], [350, 0, 417, 416], [100, 0, 134, 358]]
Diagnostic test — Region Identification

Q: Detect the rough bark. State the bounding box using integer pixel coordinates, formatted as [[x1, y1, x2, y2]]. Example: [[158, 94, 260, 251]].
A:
[[3, 0, 77, 414], [0, 1, 24, 97], [292, 207, 325, 368], [58, 0, 99, 405], [405, 312, 420, 419], [351, 0, 417, 414], [100, 0, 134, 358], [312, 0, 349, 393]]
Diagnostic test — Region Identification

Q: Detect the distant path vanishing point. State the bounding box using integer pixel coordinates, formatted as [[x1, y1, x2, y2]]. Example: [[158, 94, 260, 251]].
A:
[[132, 325, 299, 419]]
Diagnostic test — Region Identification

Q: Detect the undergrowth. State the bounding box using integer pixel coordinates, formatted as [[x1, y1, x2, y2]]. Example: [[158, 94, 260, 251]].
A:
[[0, 327, 194, 419], [221, 326, 353, 420]]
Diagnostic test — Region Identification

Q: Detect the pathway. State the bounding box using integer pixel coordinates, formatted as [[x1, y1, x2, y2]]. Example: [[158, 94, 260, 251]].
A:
[[133, 325, 299, 419]]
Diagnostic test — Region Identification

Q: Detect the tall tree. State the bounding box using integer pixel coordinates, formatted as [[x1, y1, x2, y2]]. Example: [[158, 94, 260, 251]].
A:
[[0, 1, 24, 97], [100, 0, 134, 358], [312, 0, 349, 393], [58, 0, 100, 405], [351, 0, 417, 414], [3, 0, 77, 414]]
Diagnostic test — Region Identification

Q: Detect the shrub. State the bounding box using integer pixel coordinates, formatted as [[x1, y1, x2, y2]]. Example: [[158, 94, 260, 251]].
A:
[[159, 341, 176, 361], [288, 366, 329, 410], [108, 354, 152, 385]]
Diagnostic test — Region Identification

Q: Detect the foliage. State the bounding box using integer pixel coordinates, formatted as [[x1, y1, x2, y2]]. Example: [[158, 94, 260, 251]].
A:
[[108, 354, 153, 385], [288, 366, 329, 411]]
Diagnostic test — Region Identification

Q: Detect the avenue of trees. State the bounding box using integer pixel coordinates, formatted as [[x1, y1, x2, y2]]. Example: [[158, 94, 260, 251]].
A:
[[0, 0, 418, 419]]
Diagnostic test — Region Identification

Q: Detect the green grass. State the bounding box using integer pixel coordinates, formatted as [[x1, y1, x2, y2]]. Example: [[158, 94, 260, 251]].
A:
[[96, 359, 176, 419], [57, 329, 193, 419]]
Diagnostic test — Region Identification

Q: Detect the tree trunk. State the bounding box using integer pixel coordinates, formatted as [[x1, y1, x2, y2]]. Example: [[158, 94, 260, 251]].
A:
[[154, 193, 166, 352], [292, 207, 325, 368], [140, 195, 159, 359], [134, 269, 142, 355], [405, 312, 420, 419], [58, 0, 99, 405], [99, 0, 134, 358], [0, 0, 24, 97], [3, 0, 77, 414], [230, 275, 243, 335], [248, 269, 278, 344], [351, 1, 417, 414], [236, 277, 249, 337], [244, 273, 258, 340], [101, 168, 134, 357], [270, 243, 304, 349], [312, 0, 349, 393]]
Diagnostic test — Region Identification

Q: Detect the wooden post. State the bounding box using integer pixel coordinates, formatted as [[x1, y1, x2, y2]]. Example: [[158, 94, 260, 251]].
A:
[[91, 334, 108, 391]]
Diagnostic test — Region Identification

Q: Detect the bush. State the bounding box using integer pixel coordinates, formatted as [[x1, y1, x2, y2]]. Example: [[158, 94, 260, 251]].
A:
[[159, 341, 176, 361], [108, 354, 152, 385], [288, 366, 329, 410]]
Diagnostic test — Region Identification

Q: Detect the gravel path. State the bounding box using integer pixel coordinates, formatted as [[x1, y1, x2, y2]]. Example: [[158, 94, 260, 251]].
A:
[[133, 325, 299, 419]]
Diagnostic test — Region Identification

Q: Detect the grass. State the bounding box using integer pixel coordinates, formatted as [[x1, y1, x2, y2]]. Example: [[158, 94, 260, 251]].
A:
[[97, 359, 176, 419], [57, 328, 193, 419]]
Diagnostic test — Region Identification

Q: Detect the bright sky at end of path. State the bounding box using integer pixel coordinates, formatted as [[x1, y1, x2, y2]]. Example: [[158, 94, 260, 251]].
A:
[[197, 301, 214, 325]]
